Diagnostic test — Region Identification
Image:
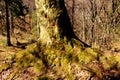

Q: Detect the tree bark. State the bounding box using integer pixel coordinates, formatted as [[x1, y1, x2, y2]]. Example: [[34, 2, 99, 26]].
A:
[[35, 0, 90, 47]]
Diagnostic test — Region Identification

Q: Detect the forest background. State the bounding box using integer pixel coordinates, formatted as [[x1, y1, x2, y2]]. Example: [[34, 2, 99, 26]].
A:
[[0, 0, 120, 80]]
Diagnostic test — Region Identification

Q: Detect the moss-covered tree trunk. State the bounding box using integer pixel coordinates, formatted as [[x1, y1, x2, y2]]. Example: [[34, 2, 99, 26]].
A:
[[35, 0, 90, 47]]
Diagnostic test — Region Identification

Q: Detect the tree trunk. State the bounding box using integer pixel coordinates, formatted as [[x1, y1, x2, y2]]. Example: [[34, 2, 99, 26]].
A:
[[35, 0, 90, 47], [10, 10, 14, 35], [5, 0, 12, 46]]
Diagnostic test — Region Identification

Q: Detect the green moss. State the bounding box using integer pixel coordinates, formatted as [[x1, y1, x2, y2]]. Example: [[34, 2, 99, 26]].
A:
[[0, 54, 14, 72], [115, 55, 120, 68], [8, 70, 17, 80], [77, 51, 96, 64], [0, 63, 10, 72], [100, 56, 117, 70], [71, 38, 84, 49], [60, 57, 75, 80], [0, 39, 7, 46], [85, 48, 98, 57], [31, 25, 39, 39], [34, 76, 52, 80], [14, 43, 41, 68], [11, 37, 105, 79], [34, 60, 43, 73]]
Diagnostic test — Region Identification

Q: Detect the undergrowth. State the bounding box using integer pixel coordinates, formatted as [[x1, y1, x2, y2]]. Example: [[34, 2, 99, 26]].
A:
[[1, 38, 120, 80]]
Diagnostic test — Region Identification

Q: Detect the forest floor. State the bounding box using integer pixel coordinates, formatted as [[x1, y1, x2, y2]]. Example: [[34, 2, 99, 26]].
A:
[[0, 34, 120, 80], [0, 35, 37, 80]]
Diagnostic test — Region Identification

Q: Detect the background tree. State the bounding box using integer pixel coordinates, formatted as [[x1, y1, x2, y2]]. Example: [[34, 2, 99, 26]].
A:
[[8, 0, 29, 35], [65, 0, 120, 50], [4, 0, 12, 46], [2, 0, 29, 46], [0, 0, 6, 35]]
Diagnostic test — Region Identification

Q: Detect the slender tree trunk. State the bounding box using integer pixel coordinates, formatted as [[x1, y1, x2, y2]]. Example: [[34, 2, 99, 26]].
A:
[[5, 0, 12, 46], [10, 11, 14, 35]]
